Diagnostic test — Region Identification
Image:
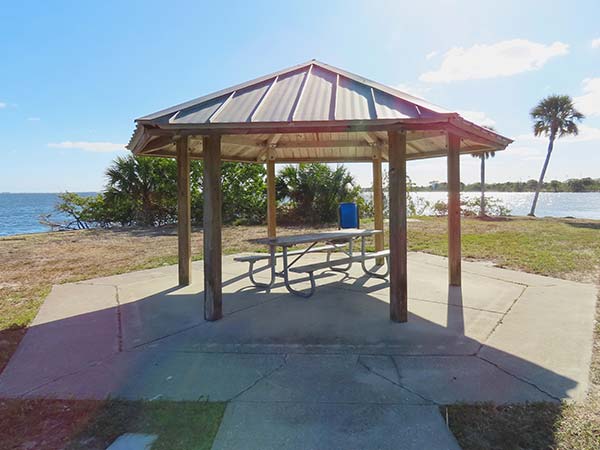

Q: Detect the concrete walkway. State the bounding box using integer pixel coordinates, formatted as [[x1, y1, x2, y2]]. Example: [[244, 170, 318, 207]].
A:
[[0, 252, 596, 449]]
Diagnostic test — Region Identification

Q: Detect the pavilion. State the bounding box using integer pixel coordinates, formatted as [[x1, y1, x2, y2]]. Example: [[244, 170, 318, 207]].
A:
[[127, 59, 512, 323]]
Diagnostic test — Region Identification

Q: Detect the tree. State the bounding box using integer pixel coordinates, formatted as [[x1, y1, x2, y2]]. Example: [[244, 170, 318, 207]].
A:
[[528, 95, 584, 216], [471, 150, 495, 217], [105, 155, 178, 226], [276, 163, 362, 224]]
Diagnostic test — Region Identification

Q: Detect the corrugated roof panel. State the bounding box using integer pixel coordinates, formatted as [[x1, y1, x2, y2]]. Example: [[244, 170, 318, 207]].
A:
[[213, 80, 272, 123], [172, 95, 228, 124], [253, 69, 307, 122], [294, 66, 335, 121], [335, 76, 375, 120], [373, 89, 419, 119]]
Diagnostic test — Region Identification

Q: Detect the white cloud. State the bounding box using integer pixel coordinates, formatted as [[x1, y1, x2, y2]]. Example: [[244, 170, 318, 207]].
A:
[[394, 83, 431, 99], [457, 110, 496, 128], [592, 38, 600, 49], [27, 117, 40, 121], [574, 77, 600, 116], [425, 50, 438, 60], [0, 102, 6, 109], [48, 141, 126, 153], [505, 146, 545, 161], [419, 39, 569, 83]]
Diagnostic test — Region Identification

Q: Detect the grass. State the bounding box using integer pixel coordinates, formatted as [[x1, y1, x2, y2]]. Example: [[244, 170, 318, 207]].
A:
[[0, 399, 225, 450], [0, 216, 599, 449], [406, 216, 600, 282]]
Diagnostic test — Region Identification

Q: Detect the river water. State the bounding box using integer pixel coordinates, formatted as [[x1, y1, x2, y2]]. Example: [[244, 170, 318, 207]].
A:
[[1, 192, 599, 237], [364, 191, 600, 220]]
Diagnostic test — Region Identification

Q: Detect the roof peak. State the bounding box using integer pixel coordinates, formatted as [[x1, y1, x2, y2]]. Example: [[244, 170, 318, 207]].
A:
[[136, 59, 449, 123]]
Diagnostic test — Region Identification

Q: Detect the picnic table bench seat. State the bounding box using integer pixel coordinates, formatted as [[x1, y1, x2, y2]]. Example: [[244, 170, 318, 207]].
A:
[[290, 250, 390, 276], [287, 249, 390, 297], [233, 244, 344, 263]]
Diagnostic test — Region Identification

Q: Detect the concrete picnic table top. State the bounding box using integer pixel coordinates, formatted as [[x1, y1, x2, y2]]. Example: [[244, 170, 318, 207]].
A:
[[250, 228, 381, 247]]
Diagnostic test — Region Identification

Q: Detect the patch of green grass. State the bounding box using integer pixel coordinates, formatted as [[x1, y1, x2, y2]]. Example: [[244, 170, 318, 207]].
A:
[[0, 399, 226, 450], [69, 400, 225, 450], [0, 284, 51, 331], [406, 217, 600, 281], [0, 285, 51, 373]]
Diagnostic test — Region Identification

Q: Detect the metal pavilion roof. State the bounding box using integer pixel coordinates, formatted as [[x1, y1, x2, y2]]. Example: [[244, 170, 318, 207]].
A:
[[128, 60, 512, 162]]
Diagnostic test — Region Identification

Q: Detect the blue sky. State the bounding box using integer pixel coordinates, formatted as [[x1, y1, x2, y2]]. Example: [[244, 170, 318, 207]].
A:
[[1, 0, 599, 192]]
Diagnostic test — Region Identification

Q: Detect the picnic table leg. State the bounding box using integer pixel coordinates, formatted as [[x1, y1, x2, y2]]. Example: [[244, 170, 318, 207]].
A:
[[360, 235, 390, 279], [248, 245, 276, 289], [328, 238, 353, 272], [282, 245, 315, 298]]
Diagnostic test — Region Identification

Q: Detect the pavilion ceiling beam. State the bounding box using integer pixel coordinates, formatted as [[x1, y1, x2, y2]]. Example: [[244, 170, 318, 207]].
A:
[[274, 140, 373, 149], [403, 143, 502, 160], [406, 130, 446, 141], [144, 117, 462, 137], [447, 121, 506, 147], [255, 133, 282, 161], [142, 143, 496, 163], [144, 135, 174, 152]]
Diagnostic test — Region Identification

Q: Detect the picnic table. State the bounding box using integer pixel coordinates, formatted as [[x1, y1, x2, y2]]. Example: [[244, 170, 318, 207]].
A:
[[235, 229, 389, 297]]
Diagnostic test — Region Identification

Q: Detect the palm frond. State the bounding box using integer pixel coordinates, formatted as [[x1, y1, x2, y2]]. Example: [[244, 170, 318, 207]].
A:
[[530, 94, 585, 138]]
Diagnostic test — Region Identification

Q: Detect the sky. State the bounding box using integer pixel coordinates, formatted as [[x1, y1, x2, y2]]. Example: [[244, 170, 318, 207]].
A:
[[1, 0, 600, 192]]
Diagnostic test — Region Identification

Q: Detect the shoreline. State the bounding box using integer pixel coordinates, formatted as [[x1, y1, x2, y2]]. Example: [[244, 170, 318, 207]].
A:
[[2, 215, 600, 240]]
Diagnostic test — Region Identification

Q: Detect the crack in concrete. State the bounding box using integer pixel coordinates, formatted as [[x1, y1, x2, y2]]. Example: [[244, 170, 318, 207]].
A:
[[115, 285, 124, 353], [407, 296, 505, 315], [14, 352, 118, 399], [356, 355, 436, 405], [465, 284, 564, 401], [408, 258, 536, 287], [477, 285, 528, 354], [227, 354, 289, 402], [476, 355, 560, 402]]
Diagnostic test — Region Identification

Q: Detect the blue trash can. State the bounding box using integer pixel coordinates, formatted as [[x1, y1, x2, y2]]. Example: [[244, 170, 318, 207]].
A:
[[339, 202, 359, 229]]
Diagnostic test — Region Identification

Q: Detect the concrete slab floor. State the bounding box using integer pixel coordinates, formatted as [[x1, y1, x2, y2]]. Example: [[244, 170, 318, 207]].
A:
[[0, 252, 596, 449], [212, 402, 461, 450]]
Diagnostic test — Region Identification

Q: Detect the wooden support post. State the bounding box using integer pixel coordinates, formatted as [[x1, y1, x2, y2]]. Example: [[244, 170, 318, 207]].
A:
[[203, 135, 223, 321], [388, 130, 408, 322], [447, 133, 462, 286], [267, 159, 277, 238], [372, 146, 384, 264], [176, 136, 191, 286]]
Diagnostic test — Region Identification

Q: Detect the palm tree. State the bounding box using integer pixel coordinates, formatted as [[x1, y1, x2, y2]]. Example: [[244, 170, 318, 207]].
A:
[[471, 150, 495, 217], [276, 163, 360, 224], [105, 155, 177, 225], [528, 95, 584, 216]]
